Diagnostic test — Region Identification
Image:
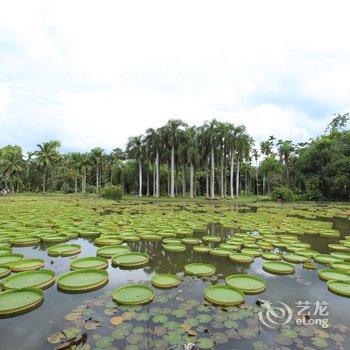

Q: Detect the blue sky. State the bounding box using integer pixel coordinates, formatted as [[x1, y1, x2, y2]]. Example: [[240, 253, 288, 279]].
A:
[[0, 0, 349, 153]]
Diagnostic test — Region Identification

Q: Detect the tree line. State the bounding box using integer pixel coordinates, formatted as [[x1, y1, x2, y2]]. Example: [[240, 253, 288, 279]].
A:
[[0, 114, 349, 200]]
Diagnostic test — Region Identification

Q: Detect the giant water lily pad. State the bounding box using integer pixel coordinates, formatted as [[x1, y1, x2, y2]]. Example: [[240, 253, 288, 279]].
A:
[[57, 268, 108, 292], [112, 284, 154, 305], [229, 253, 254, 264], [204, 285, 244, 306], [163, 244, 186, 252], [0, 253, 24, 267], [327, 280, 350, 297], [151, 274, 180, 288], [94, 236, 122, 246], [48, 243, 81, 257], [97, 245, 130, 258], [112, 252, 149, 268], [11, 237, 41, 246], [318, 268, 350, 282], [262, 261, 295, 275], [0, 288, 43, 316], [225, 274, 266, 294], [0, 267, 10, 279], [70, 256, 108, 270], [9, 258, 45, 272], [330, 261, 350, 272], [314, 254, 343, 265], [184, 263, 216, 277], [283, 253, 309, 263], [2, 269, 55, 290]]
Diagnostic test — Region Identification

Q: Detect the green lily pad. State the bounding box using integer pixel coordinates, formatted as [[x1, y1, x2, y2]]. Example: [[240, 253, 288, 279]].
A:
[[112, 284, 154, 305], [9, 258, 45, 272], [163, 244, 186, 252], [112, 252, 149, 268], [0, 253, 24, 267], [229, 253, 254, 264], [70, 257, 108, 270], [318, 268, 350, 282], [2, 269, 55, 290], [225, 274, 266, 294], [262, 261, 295, 275], [204, 285, 245, 306], [327, 280, 350, 297], [151, 274, 180, 288], [97, 245, 130, 258], [47, 243, 81, 257], [314, 254, 343, 265], [184, 263, 216, 277]]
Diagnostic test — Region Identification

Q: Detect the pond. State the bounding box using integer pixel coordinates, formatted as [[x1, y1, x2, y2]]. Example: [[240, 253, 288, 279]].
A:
[[0, 196, 349, 350]]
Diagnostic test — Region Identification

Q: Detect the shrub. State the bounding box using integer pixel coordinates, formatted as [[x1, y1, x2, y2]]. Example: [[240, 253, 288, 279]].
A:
[[100, 184, 123, 201], [271, 186, 295, 202], [85, 185, 97, 194]]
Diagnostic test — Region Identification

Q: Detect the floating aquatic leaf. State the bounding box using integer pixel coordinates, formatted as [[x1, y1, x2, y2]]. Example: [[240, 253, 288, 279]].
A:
[[47, 332, 65, 344], [171, 309, 187, 318], [196, 337, 215, 349], [110, 316, 124, 325], [196, 314, 212, 323], [153, 326, 167, 336], [311, 336, 328, 348], [152, 315, 168, 324], [84, 320, 102, 330], [94, 336, 113, 348], [211, 332, 229, 344], [224, 320, 238, 329], [65, 312, 81, 321]]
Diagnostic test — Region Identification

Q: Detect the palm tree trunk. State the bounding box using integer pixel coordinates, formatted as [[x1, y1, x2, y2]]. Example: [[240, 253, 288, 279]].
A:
[[146, 162, 150, 196], [262, 174, 266, 195], [190, 161, 194, 198], [205, 157, 209, 197], [256, 166, 259, 195], [230, 151, 235, 198], [153, 163, 156, 196], [210, 146, 215, 198], [42, 173, 46, 193], [170, 145, 175, 198], [182, 164, 186, 196], [96, 166, 99, 193], [138, 159, 143, 197], [156, 149, 160, 197], [236, 157, 240, 197], [220, 153, 224, 198], [74, 177, 78, 194]]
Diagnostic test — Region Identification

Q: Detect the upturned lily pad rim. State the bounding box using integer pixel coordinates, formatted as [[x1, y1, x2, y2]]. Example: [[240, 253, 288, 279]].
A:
[[0, 287, 44, 317], [47, 243, 81, 257], [9, 258, 45, 272], [112, 284, 154, 305], [283, 253, 310, 263], [204, 285, 245, 306], [184, 263, 216, 277], [0, 267, 10, 279], [262, 261, 295, 275], [151, 274, 180, 288], [330, 261, 350, 272], [112, 252, 149, 267], [163, 244, 186, 252], [96, 245, 130, 258], [11, 237, 41, 246], [225, 274, 267, 294], [0, 253, 24, 267], [229, 253, 254, 264], [57, 268, 108, 292], [70, 256, 108, 270], [2, 269, 55, 290], [317, 268, 350, 282], [327, 280, 350, 297], [314, 254, 343, 265]]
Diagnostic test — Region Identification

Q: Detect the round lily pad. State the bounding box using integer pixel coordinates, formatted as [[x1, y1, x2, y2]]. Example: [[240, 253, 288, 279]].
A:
[[225, 274, 266, 294], [182, 238, 201, 245], [193, 246, 211, 254], [184, 263, 216, 277], [262, 252, 282, 261], [94, 236, 123, 246], [2, 269, 55, 290], [163, 244, 186, 252], [11, 237, 41, 246], [47, 244, 81, 257], [283, 253, 309, 263], [314, 254, 343, 265], [202, 236, 221, 243], [317, 268, 350, 282], [151, 274, 180, 288], [9, 258, 45, 272], [327, 280, 350, 297], [210, 248, 232, 257], [262, 261, 295, 275], [204, 285, 244, 306], [57, 268, 108, 292], [112, 284, 154, 305], [0, 267, 10, 279], [97, 245, 130, 258], [229, 253, 254, 264], [330, 252, 350, 262], [0, 288, 44, 316], [112, 252, 149, 268], [42, 235, 68, 243], [70, 257, 108, 270], [330, 261, 350, 272], [0, 253, 24, 267]]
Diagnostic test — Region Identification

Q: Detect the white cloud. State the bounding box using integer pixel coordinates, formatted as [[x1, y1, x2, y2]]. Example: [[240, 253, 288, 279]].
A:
[[0, 0, 349, 152]]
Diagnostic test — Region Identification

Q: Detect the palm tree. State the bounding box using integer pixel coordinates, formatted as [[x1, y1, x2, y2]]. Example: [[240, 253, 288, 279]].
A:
[[79, 153, 90, 194], [201, 119, 219, 199], [260, 136, 275, 194], [162, 119, 187, 198], [90, 147, 105, 193], [235, 129, 253, 197], [277, 140, 294, 187], [179, 126, 199, 198], [68, 152, 82, 193], [35, 140, 61, 193], [126, 136, 144, 197], [252, 148, 259, 195]]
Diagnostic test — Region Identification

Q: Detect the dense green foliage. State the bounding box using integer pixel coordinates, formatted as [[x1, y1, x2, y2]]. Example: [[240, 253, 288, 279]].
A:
[[0, 114, 348, 200], [100, 185, 123, 201], [270, 186, 296, 202]]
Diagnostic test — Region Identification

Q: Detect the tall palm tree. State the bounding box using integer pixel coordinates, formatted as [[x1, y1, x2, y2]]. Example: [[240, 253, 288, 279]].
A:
[[68, 152, 83, 193], [252, 148, 259, 195], [200, 119, 219, 199], [235, 129, 253, 197], [260, 136, 275, 194], [79, 153, 90, 194], [35, 140, 61, 193], [277, 140, 294, 187], [179, 126, 199, 198], [126, 136, 144, 197], [90, 147, 105, 193], [162, 119, 187, 198]]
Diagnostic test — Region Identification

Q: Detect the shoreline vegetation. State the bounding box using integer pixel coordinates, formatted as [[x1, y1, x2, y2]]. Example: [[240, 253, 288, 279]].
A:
[[0, 114, 349, 202]]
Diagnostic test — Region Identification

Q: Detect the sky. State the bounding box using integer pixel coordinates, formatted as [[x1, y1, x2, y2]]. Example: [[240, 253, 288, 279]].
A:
[[0, 0, 350, 153]]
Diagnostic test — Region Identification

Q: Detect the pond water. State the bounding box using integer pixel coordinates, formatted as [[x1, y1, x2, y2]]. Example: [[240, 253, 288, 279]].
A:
[[0, 198, 349, 350]]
